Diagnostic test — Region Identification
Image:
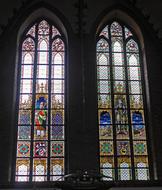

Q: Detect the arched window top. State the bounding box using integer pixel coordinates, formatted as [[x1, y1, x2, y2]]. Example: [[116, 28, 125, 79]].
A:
[[15, 18, 66, 182], [97, 20, 150, 181], [22, 37, 35, 51], [110, 21, 122, 36], [112, 41, 122, 52], [97, 39, 109, 52], [39, 40, 48, 50], [126, 39, 138, 52], [23, 53, 33, 64], [38, 20, 50, 35], [52, 38, 65, 52], [96, 10, 144, 47]]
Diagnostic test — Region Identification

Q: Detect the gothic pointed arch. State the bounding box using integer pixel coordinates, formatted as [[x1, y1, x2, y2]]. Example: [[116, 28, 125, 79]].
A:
[[13, 7, 68, 182], [96, 10, 152, 181]]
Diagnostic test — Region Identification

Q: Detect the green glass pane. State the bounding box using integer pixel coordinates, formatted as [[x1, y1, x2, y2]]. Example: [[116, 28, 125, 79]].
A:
[[51, 141, 64, 157], [17, 141, 30, 157], [133, 141, 148, 155], [100, 141, 114, 156]]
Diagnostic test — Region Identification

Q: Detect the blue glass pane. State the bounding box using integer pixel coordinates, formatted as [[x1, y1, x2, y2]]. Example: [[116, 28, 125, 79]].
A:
[[100, 111, 111, 126]]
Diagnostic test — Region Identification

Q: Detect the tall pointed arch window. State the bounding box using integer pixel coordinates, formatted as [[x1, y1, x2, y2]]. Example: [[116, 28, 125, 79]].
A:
[[15, 19, 66, 182], [97, 21, 150, 180]]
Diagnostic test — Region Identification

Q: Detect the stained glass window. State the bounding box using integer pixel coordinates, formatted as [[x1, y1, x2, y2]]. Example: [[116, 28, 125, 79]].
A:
[[15, 19, 66, 182], [97, 21, 150, 181]]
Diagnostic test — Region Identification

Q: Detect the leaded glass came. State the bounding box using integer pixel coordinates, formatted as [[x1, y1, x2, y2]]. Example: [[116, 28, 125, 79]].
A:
[[15, 19, 66, 182], [97, 21, 149, 181]]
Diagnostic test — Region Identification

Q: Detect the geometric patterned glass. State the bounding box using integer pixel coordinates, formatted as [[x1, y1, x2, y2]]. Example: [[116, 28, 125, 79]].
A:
[[97, 21, 149, 181], [15, 20, 65, 182]]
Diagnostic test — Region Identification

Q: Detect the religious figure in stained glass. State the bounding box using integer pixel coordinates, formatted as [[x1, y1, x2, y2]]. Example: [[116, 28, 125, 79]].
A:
[[15, 19, 66, 182], [97, 21, 149, 181], [35, 96, 47, 137]]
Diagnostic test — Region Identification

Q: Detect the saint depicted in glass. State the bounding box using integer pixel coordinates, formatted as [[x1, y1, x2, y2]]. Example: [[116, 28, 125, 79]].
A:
[[15, 19, 66, 182], [97, 21, 149, 181]]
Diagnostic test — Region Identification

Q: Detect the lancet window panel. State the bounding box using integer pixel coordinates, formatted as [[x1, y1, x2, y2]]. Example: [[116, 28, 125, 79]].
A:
[[15, 19, 66, 182], [97, 21, 150, 181]]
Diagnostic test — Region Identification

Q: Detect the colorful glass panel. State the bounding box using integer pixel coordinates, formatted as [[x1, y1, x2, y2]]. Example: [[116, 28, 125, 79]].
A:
[[17, 141, 30, 157], [51, 125, 64, 140], [18, 125, 31, 140], [52, 38, 64, 52], [51, 141, 64, 157], [15, 158, 30, 182], [50, 158, 64, 181], [98, 94, 111, 109], [110, 22, 122, 36], [126, 39, 138, 52], [133, 141, 147, 155], [97, 39, 109, 52], [34, 142, 47, 157], [22, 38, 35, 51], [117, 141, 130, 156], [16, 19, 65, 181], [97, 21, 149, 180], [124, 27, 133, 39], [100, 141, 114, 156], [116, 125, 129, 139]]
